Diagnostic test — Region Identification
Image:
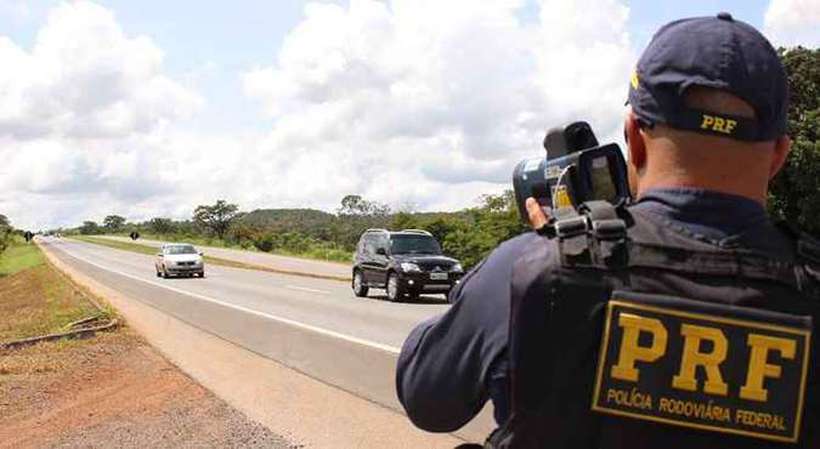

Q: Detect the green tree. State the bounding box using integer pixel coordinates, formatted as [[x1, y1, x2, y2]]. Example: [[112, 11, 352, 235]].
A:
[[148, 217, 175, 235], [0, 214, 11, 255], [103, 215, 126, 232], [769, 47, 820, 236], [338, 194, 390, 216], [391, 211, 420, 230], [423, 217, 464, 245], [441, 191, 526, 268], [227, 221, 258, 248], [332, 195, 392, 249], [79, 221, 100, 235], [193, 200, 242, 240], [252, 233, 276, 252]]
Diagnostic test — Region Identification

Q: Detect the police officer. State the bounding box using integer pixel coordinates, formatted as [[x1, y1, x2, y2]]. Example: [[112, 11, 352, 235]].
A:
[[396, 13, 818, 448]]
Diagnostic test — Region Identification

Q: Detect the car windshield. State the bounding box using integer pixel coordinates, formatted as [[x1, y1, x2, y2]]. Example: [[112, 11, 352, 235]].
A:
[[390, 235, 441, 255], [166, 245, 197, 255]]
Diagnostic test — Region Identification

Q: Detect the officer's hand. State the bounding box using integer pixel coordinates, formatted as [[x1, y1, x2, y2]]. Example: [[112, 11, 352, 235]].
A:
[[525, 197, 551, 231]]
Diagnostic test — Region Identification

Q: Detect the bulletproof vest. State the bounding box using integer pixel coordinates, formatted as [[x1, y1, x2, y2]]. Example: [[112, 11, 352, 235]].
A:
[[488, 201, 820, 449]]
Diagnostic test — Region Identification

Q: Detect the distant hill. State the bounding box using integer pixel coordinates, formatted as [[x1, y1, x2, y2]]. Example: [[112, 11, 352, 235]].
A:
[[241, 208, 467, 231], [404, 211, 469, 221], [238, 208, 473, 248], [240, 208, 335, 231]]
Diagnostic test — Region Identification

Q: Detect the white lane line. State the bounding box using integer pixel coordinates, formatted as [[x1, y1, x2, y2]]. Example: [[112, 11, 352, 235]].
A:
[[286, 285, 330, 295], [54, 242, 401, 355]]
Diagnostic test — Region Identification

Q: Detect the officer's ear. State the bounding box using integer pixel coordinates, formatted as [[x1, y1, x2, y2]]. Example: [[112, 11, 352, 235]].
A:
[[769, 134, 791, 180], [625, 112, 647, 174]]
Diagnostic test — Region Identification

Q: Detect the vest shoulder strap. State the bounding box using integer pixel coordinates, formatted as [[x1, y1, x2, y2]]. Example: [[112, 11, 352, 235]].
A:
[[552, 202, 811, 289], [797, 231, 820, 263], [551, 201, 628, 268], [795, 231, 820, 295]]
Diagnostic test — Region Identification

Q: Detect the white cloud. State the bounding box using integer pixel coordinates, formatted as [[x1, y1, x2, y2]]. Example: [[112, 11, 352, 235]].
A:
[[0, 1, 204, 229], [0, 1, 202, 140], [764, 0, 820, 47], [242, 0, 634, 214], [2, 0, 636, 230]]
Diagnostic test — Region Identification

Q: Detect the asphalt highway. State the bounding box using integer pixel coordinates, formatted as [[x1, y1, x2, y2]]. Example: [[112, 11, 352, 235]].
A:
[[41, 237, 495, 441], [97, 235, 352, 280]]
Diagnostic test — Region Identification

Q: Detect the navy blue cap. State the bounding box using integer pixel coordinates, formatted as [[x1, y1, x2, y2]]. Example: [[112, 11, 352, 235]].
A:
[[628, 13, 789, 141]]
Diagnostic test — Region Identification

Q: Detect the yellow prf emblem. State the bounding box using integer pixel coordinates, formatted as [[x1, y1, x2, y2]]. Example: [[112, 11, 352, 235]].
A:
[[554, 185, 573, 208], [592, 296, 812, 443], [630, 71, 639, 89], [701, 114, 738, 135]]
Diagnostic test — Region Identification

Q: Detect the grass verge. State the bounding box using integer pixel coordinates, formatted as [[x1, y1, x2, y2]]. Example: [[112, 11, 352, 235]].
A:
[[0, 238, 44, 276], [72, 235, 351, 281], [71, 236, 257, 270], [0, 242, 100, 342], [73, 235, 157, 256], [109, 232, 352, 264]]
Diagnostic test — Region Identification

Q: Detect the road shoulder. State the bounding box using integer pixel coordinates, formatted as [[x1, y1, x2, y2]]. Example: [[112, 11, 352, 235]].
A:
[[1, 242, 293, 449], [39, 240, 465, 449]]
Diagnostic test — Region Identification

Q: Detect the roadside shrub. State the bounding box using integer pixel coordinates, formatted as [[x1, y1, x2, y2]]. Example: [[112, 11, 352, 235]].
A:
[[279, 232, 311, 254], [0, 216, 13, 256], [0, 230, 9, 255], [304, 247, 352, 263], [227, 222, 258, 248], [253, 234, 276, 252]]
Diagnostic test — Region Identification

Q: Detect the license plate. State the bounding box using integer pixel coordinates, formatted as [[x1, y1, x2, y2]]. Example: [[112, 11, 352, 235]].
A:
[[430, 272, 448, 281]]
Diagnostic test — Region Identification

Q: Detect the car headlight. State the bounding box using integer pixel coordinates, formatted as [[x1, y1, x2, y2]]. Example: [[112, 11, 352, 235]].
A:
[[400, 262, 421, 272], [451, 263, 463, 273]]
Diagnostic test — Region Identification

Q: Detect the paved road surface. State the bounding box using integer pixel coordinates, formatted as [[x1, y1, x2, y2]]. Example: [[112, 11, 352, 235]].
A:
[[42, 237, 494, 441], [98, 235, 353, 280]]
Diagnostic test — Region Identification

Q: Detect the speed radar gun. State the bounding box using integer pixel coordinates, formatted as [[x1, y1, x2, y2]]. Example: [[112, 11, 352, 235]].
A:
[[512, 121, 631, 222]]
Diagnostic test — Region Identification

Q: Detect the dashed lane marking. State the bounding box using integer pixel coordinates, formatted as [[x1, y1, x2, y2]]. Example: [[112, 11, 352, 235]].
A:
[[52, 241, 401, 355], [286, 285, 331, 295]]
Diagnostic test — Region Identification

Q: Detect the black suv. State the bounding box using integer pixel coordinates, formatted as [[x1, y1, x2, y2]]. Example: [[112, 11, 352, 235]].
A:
[[352, 229, 464, 302]]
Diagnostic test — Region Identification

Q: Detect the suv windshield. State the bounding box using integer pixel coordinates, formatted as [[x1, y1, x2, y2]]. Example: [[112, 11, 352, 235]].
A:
[[166, 245, 197, 255], [390, 235, 441, 255]]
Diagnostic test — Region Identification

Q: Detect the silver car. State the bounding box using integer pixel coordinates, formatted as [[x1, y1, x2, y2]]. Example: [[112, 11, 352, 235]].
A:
[[155, 243, 205, 278]]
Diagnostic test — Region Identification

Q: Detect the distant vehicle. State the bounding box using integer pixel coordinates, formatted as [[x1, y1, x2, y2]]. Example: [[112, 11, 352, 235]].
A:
[[155, 243, 205, 278], [352, 229, 463, 302]]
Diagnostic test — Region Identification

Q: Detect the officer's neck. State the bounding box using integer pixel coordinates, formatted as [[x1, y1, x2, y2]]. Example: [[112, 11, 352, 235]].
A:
[[635, 143, 771, 206], [636, 177, 766, 206]]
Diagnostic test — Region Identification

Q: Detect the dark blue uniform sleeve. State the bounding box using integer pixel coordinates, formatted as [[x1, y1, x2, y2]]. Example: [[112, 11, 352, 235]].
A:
[[395, 233, 540, 432]]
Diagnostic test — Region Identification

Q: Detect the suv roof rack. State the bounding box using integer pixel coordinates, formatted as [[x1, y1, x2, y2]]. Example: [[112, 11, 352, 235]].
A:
[[364, 228, 390, 234], [400, 229, 433, 236]]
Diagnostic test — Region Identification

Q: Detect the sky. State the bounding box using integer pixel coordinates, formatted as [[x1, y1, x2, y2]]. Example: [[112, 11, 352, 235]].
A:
[[0, 0, 817, 230]]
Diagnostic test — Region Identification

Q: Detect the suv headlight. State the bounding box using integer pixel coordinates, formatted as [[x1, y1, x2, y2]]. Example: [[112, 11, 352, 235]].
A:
[[400, 262, 421, 272], [451, 263, 464, 273]]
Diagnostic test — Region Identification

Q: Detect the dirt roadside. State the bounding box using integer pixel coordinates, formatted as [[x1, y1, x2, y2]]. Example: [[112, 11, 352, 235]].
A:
[[0, 243, 298, 449], [39, 238, 470, 448]]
